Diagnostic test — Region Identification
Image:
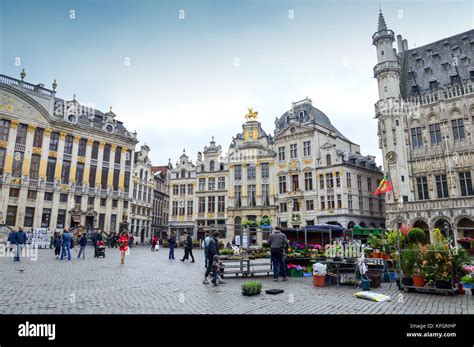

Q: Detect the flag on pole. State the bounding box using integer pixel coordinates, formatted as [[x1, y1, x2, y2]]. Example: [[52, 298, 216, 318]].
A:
[[375, 173, 392, 195]]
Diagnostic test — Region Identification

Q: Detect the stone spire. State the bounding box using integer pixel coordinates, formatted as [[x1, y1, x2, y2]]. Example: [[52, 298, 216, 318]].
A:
[[377, 10, 387, 31]]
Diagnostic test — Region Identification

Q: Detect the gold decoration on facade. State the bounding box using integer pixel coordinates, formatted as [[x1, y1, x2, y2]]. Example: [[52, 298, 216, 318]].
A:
[[111, 144, 117, 151], [77, 156, 86, 163], [10, 120, 19, 129], [44, 128, 52, 137], [290, 160, 297, 169], [48, 151, 57, 158], [303, 159, 312, 165], [98, 141, 105, 149], [6, 104, 14, 112], [32, 147, 42, 155], [73, 135, 81, 143], [60, 184, 70, 192], [0, 140, 7, 149], [11, 177, 21, 185], [59, 131, 67, 140], [87, 138, 94, 146], [278, 163, 286, 169], [245, 107, 258, 121], [121, 147, 128, 154], [27, 124, 36, 133]]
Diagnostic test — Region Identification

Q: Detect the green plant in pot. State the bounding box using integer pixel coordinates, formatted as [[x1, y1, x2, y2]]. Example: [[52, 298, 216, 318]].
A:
[[400, 246, 417, 286], [407, 227, 426, 245], [367, 234, 382, 257], [241, 281, 262, 296]]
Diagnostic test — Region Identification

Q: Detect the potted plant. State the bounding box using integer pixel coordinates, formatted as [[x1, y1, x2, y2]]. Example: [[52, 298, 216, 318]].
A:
[[241, 281, 262, 296], [365, 270, 383, 288], [407, 227, 426, 245], [400, 246, 417, 286], [411, 244, 426, 287], [367, 234, 382, 257]]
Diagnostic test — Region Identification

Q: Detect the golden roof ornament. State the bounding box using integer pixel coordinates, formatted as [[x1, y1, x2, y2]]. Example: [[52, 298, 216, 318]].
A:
[[245, 107, 258, 121]]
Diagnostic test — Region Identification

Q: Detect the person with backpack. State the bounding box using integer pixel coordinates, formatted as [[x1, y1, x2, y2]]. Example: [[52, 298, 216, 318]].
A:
[[180, 232, 195, 262]]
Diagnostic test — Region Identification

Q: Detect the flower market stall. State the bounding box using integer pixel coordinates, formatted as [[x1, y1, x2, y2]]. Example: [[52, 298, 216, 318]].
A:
[[398, 227, 471, 295]]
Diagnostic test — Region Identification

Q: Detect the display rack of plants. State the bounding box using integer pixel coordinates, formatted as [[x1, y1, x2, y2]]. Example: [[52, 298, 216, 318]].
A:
[[241, 281, 262, 296]]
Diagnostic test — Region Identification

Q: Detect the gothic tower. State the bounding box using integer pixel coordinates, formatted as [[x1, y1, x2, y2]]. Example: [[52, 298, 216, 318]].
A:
[[373, 10, 410, 205]]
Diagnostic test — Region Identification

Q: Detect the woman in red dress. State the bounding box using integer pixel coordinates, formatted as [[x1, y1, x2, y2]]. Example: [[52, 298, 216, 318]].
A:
[[119, 231, 129, 265]]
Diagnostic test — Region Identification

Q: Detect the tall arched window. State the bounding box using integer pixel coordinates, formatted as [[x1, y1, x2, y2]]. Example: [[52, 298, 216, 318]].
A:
[[140, 169, 143, 179], [326, 154, 332, 166], [181, 169, 186, 178], [144, 171, 148, 181], [210, 160, 215, 172], [220, 163, 224, 171]]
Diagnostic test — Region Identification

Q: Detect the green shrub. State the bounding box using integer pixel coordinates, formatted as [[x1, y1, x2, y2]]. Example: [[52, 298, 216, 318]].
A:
[[261, 241, 269, 249], [241, 281, 262, 295], [407, 228, 426, 245], [462, 275, 473, 284], [400, 246, 418, 277], [219, 248, 234, 256]]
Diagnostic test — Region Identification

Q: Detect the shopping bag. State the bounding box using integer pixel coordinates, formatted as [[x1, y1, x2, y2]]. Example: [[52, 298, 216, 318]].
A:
[[125, 248, 130, 256], [155, 244, 159, 251]]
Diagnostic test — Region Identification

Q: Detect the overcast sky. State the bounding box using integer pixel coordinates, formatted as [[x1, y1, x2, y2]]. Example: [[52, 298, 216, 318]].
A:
[[1, 0, 473, 167]]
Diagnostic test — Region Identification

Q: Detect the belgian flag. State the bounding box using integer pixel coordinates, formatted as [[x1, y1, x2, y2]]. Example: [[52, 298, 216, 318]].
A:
[[375, 174, 392, 195]]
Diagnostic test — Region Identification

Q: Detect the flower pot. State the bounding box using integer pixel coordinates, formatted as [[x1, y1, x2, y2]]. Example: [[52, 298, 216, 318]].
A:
[[366, 270, 383, 288], [372, 252, 381, 258], [412, 275, 425, 287], [402, 277, 413, 286], [383, 254, 390, 260], [313, 274, 325, 287], [435, 280, 452, 289]]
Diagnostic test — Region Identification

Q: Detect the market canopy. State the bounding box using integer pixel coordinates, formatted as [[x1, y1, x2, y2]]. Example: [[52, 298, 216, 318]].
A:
[[305, 224, 345, 232], [350, 225, 384, 236]]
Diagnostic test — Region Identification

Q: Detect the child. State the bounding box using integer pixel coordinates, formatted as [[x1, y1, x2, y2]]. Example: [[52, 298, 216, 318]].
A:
[[211, 255, 220, 286], [54, 236, 61, 259]]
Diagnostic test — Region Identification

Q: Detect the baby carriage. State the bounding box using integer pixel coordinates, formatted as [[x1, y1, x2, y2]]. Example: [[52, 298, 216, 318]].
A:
[[96, 240, 106, 258]]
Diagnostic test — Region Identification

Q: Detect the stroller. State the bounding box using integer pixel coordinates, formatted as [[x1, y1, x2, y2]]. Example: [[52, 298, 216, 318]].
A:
[[96, 240, 106, 258]]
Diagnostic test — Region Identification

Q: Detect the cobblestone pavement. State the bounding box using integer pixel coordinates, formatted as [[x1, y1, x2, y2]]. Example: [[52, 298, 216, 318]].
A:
[[0, 246, 472, 314]]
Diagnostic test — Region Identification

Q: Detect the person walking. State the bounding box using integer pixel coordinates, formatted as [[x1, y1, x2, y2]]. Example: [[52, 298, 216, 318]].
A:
[[14, 227, 27, 261], [168, 232, 176, 260], [268, 228, 289, 282], [202, 233, 211, 268], [180, 232, 195, 262], [151, 235, 158, 251], [203, 232, 224, 284], [119, 231, 129, 265], [94, 231, 103, 257], [60, 229, 72, 261], [7, 229, 16, 254], [77, 233, 87, 259], [53, 235, 62, 259], [129, 234, 134, 248]]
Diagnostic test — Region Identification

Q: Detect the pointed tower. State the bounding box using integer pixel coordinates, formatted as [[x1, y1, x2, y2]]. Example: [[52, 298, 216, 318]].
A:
[[373, 10, 410, 206]]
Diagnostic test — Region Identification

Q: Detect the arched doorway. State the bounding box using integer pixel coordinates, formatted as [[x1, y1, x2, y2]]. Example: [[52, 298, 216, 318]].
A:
[[457, 217, 474, 255], [413, 219, 430, 244], [369, 222, 376, 228]]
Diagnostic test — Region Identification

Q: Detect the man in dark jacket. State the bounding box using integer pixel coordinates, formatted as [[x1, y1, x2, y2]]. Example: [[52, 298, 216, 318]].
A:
[[168, 232, 176, 260], [180, 232, 195, 262], [267, 228, 289, 282], [77, 233, 87, 259], [14, 227, 27, 261], [203, 232, 220, 284]]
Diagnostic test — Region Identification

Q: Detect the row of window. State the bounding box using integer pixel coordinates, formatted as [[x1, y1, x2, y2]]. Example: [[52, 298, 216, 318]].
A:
[[7, 188, 128, 208], [416, 172, 473, 200], [133, 183, 153, 203], [278, 195, 383, 213], [0, 119, 131, 163], [410, 119, 467, 149], [234, 184, 271, 207], [4, 205, 119, 231], [233, 163, 270, 180], [171, 196, 227, 216], [277, 172, 374, 193], [277, 141, 312, 161]]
